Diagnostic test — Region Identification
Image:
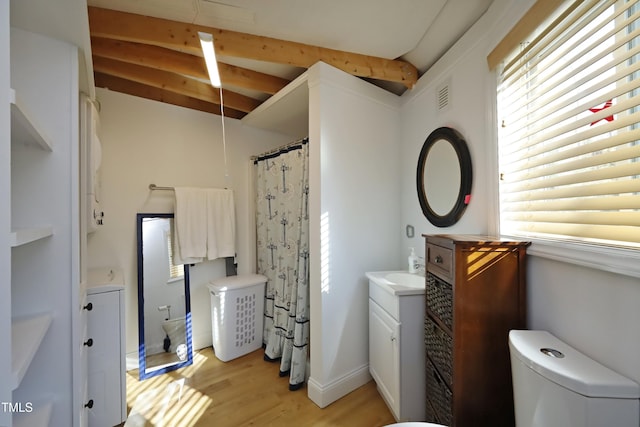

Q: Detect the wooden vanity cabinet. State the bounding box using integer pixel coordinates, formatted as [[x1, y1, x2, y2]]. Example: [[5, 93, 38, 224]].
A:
[[423, 234, 530, 427]]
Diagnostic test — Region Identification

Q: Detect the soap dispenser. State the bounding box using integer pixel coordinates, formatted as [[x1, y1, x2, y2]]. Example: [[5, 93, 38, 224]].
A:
[[408, 247, 418, 273]]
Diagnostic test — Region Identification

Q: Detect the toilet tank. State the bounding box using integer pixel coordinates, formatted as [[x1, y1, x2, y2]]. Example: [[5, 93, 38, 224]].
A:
[[509, 330, 640, 427]]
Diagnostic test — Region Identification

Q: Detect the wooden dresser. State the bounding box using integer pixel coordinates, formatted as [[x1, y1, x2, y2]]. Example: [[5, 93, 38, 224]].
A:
[[423, 234, 530, 426]]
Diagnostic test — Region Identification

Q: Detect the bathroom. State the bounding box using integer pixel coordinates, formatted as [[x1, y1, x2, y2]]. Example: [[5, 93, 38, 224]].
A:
[[82, 0, 640, 415], [4, 0, 638, 425]]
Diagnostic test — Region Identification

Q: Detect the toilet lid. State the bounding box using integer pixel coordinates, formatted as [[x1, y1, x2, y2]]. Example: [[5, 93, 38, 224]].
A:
[[510, 330, 640, 398]]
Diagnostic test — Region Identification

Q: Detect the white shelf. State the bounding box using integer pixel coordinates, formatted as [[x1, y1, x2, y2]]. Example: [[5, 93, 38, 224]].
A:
[[10, 88, 53, 151], [242, 71, 309, 139], [13, 402, 53, 427], [11, 314, 53, 390], [10, 227, 54, 247]]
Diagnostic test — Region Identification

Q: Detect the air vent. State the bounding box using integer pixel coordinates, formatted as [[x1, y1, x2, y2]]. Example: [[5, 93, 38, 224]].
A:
[[437, 80, 451, 112]]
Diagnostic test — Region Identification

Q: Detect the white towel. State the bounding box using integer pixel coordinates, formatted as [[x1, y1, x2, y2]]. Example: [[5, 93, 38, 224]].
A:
[[174, 187, 208, 263], [206, 189, 236, 260], [174, 187, 236, 264]]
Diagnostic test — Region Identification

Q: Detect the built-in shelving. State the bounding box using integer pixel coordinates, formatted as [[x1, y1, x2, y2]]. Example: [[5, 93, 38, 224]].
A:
[[9, 87, 55, 248], [10, 88, 53, 151], [13, 402, 53, 427], [241, 71, 309, 138], [5, 24, 86, 427], [10, 227, 54, 247], [11, 314, 53, 390]]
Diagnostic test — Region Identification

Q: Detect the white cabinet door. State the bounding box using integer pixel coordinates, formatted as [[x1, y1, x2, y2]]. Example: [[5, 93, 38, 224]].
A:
[[368, 299, 400, 418], [77, 294, 89, 427], [87, 290, 123, 427]]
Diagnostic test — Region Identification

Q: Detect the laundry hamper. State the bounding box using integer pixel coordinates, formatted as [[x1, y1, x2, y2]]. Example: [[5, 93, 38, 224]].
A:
[[207, 274, 267, 362]]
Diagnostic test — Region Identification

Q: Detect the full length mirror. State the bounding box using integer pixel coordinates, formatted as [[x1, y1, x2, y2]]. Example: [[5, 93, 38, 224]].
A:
[[137, 213, 193, 380], [417, 127, 473, 227]]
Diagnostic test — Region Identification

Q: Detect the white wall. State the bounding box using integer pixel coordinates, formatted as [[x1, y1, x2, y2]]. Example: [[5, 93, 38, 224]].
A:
[[87, 88, 290, 360], [307, 63, 402, 407], [400, 0, 640, 386], [400, 31, 493, 241]]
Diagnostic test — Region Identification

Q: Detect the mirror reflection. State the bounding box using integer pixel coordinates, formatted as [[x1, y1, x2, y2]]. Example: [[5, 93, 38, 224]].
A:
[[424, 139, 461, 216], [137, 213, 193, 380]]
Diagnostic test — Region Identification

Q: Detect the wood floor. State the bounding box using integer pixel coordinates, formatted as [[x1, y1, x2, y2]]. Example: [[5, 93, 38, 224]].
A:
[[124, 347, 396, 427]]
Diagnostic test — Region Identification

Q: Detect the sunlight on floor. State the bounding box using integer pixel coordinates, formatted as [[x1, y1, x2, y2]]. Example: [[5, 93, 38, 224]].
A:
[[124, 347, 396, 426], [125, 351, 212, 427]]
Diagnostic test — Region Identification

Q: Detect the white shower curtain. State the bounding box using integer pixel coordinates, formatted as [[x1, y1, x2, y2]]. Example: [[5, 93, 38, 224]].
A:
[[255, 139, 309, 390]]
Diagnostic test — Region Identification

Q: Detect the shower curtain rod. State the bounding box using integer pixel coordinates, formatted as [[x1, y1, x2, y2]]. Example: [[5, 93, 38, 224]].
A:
[[251, 137, 308, 161]]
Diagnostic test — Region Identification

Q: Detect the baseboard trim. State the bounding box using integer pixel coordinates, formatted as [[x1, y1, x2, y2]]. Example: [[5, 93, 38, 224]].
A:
[[126, 351, 139, 371], [307, 364, 372, 408], [192, 331, 212, 352]]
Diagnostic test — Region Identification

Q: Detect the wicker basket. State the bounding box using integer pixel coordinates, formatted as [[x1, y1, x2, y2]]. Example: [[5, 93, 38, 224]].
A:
[[426, 273, 453, 329], [426, 357, 453, 426], [425, 315, 453, 387]]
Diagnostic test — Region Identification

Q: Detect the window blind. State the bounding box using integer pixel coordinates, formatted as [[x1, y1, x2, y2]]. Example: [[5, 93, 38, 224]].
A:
[[167, 229, 184, 279], [498, 0, 640, 248]]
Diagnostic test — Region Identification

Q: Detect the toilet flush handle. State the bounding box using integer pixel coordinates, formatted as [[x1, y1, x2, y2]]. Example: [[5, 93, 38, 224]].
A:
[[540, 348, 565, 358]]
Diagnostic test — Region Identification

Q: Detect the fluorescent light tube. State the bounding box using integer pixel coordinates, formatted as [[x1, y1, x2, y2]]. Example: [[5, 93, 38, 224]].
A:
[[198, 32, 221, 88]]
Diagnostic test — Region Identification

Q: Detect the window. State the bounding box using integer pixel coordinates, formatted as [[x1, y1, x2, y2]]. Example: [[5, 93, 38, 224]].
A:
[[167, 229, 184, 280], [497, 0, 640, 250]]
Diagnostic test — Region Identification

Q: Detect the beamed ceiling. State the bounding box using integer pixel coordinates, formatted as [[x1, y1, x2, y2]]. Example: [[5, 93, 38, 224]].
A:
[[88, 6, 421, 118]]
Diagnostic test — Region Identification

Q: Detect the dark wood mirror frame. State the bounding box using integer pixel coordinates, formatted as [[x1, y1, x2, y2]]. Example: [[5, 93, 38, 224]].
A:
[[416, 127, 473, 227]]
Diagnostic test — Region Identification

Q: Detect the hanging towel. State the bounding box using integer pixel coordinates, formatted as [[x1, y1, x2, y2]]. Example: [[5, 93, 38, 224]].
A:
[[206, 188, 236, 260], [174, 187, 236, 264], [174, 187, 209, 263]]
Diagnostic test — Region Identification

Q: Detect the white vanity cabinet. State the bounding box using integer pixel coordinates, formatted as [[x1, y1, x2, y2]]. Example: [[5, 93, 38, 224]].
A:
[[367, 271, 426, 422]]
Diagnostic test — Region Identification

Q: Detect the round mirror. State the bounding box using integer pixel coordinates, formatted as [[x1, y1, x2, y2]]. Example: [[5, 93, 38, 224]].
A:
[[416, 127, 472, 227]]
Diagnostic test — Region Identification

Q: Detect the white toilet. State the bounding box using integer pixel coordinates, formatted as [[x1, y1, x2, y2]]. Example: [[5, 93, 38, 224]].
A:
[[509, 330, 640, 426], [161, 316, 186, 352]]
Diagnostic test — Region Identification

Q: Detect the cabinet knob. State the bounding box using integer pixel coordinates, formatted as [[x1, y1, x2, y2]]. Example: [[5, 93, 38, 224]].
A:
[[85, 400, 94, 409], [84, 338, 94, 347], [83, 302, 93, 311], [435, 255, 443, 264], [390, 335, 397, 342]]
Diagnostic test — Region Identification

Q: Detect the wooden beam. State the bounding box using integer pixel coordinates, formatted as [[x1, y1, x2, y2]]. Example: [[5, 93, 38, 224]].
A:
[[95, 72, 246, 118], [93, 56, 261, 113], [91, 37, 289, 95], [88, 6, 418, 88]]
